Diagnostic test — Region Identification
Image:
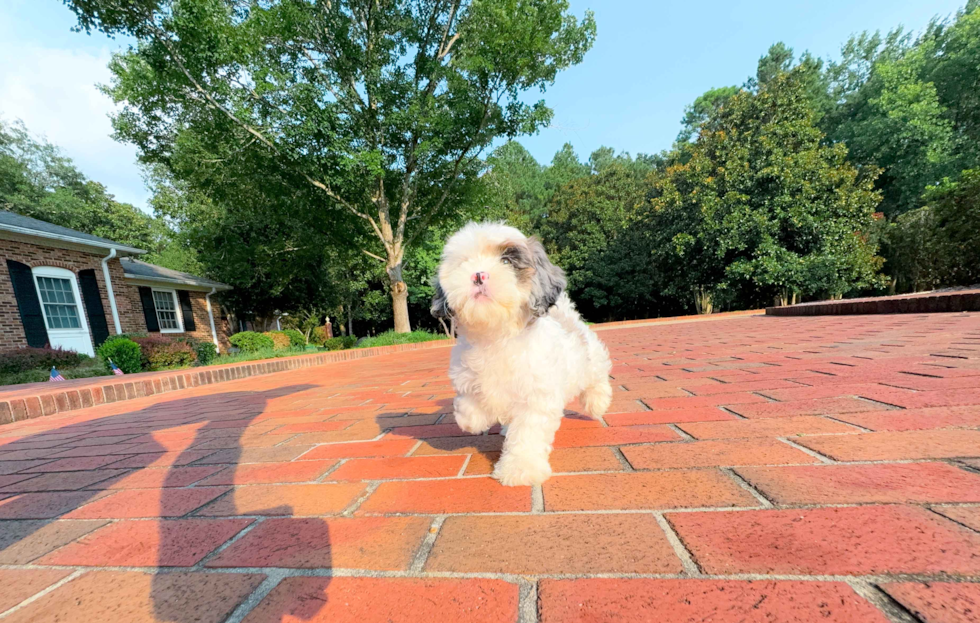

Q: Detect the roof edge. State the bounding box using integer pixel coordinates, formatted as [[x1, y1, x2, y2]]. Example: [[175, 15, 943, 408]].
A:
[[0, 222, 147, 255], [123, 274, 232, 291]]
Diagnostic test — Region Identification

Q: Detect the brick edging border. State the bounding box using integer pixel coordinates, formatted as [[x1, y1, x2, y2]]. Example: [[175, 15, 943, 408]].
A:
[[0, 339, 455, 425], [766, 290, 980, 316]]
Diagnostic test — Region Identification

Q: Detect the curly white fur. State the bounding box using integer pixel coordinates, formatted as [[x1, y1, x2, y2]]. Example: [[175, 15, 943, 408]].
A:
[[431, 222, 613, 486]]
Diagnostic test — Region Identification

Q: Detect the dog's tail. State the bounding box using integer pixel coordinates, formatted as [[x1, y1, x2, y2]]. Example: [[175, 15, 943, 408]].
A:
[[549, 294, 614, 419]]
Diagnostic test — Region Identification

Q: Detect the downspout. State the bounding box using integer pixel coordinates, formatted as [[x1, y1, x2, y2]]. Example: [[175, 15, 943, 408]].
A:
[[101, 248, 122, 335], [205, 287, 220, 348]]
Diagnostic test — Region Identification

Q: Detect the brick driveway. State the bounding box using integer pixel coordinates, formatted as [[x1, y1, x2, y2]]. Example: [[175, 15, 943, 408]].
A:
[[1, 313, 979, 622]]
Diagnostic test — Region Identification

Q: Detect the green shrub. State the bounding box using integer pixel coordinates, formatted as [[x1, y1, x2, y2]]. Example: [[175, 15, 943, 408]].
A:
[[310, 326, 330, 346], [321, 337, 343, 350], [281, 329, 306, 347], [264, 331, 292, 350], [229, 331, 275, 352], [355, 330, 448, 349], [96, 337, 142, 374], [194, 341, 218, 366], [0, 346, 85, 374], [131, 336, 197, 371], [0, 357, 109, 386]]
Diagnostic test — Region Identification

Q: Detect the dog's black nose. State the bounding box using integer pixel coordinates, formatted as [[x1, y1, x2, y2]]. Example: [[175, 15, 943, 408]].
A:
[[473, 271, 489, 285]]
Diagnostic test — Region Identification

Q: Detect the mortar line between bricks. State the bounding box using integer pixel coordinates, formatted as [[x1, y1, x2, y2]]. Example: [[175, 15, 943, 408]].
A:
[[666, 423, 694, 440], [409, 515, 446, 573], [517, 577, 539, 623], [531, 485, 544, 513], [776, 436, 836, 463], [0, 568, 85, 620], [222, 569, 290, 623], [314, 458, 348, 482], [635, 399, 652, 411], [193, 517, 266, 571], [341, 481, 380, 516], [271, 433, 304, 448], [612, 447, 635, 471], [953, 459, 980, 476], [855, 395, 906, 411], [405, 439, 424, 457], [456, 453, 472, 477], [722, 467, 774, 508], [653, 512, 702, 576], [847, 579, 922, 623], [3, 562, 980, 584], [719, 406, 748, 420], [924, 505, 980, 534], [823, 415, 875, 432]]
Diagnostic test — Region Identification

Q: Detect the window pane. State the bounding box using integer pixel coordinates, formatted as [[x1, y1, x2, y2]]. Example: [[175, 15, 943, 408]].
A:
[[153, 291, 180, 330], [36, 276, 81, 329], [44, 303, 81, 329]]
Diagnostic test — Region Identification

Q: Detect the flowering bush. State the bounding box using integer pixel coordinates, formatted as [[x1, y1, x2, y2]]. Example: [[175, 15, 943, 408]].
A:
[[0, 346, 85, 374], [229, 331, 275, 352]]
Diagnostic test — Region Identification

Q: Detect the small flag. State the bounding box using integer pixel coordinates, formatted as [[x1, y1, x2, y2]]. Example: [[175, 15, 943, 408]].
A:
[[49, 367, 65, 382], [108, 359, 125, 376]]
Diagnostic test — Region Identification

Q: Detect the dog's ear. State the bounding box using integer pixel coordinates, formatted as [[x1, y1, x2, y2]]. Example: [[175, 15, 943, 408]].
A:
[[527, 237, 566, 316], [430, 277, 453, 319]]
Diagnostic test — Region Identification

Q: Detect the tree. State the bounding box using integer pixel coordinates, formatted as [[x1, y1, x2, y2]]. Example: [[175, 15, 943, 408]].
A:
[[921, 1, 980, 170], [145, 157, 343, 322], [644, 68, 885, 312], [539, 149, 655, 320], [824, 44, 956, 217], [1, 118, 172, 253], [676, 86, 740, 143], [482, 141, 550, 231], [884, 168, 980, 292], [64, 0, 596, 333]]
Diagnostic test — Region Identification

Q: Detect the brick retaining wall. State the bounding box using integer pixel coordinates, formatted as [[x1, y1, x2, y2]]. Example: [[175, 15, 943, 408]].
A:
[[0, 339, 454, 425]]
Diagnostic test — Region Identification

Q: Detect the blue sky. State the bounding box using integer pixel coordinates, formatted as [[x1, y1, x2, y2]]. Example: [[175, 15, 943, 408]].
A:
[[0, 0, 967, 212]]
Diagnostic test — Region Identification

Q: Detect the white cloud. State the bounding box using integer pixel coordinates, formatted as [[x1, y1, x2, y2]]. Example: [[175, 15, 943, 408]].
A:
[[0, 43, 150, 211]]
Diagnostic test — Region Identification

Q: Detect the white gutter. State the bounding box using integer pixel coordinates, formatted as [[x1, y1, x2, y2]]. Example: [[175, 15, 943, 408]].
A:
[[101, 248, 123, 335], [0, 223, 146, 255], [205, 287, 220, 347]]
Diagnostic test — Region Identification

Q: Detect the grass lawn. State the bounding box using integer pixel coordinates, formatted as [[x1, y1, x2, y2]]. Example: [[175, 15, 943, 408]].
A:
[[355, 330, 449, 348], [0, 357, 111, 386]]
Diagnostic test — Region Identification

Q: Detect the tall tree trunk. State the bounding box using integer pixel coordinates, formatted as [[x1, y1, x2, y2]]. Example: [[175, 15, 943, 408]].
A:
[[388, 262, 412, 333]]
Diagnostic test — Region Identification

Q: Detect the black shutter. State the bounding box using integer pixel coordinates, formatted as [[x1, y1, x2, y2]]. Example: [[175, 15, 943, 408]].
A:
[[138, 286, 160, 332], [77, 269, 110, 347], [6, 260, 49, 348], [177, 290, 196, 331]]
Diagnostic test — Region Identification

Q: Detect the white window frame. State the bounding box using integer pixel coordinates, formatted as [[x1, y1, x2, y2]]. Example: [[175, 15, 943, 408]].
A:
[[32, 266, 90, 335], [151, 287, 185, 333]]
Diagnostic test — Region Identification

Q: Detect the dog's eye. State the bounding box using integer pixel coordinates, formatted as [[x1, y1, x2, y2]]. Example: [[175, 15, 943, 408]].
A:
[[500, 257, 511, 265]]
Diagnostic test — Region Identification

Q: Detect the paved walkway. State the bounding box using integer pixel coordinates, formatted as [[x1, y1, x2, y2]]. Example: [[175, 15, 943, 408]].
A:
[[1, 313, 979, 622]]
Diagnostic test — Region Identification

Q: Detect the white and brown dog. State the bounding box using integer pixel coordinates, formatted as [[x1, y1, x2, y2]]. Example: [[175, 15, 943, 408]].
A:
[[431, 222, 613, 485]]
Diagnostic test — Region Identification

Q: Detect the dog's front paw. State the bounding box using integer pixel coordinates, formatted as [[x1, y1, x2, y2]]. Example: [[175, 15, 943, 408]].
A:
[[492, 454, 553, 486], [455, 417, 490, 435], [453, 396, 493, 434]]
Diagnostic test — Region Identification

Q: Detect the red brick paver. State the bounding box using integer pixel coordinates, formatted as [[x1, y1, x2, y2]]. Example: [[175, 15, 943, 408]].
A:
[[1, 311, 979, 621], [539, 579, 891, 623]]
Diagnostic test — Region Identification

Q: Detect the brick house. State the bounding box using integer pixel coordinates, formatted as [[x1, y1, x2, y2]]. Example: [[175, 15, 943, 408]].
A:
[[1, 210, 233, 356]]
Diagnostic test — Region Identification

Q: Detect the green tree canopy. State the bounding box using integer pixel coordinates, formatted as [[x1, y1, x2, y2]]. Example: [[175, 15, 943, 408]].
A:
[[65, 0, 596, 332], [644, 68, 885, 312]]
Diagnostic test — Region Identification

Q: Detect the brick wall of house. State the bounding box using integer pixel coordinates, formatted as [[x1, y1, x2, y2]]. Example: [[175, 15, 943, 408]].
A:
[[1, 237, 231, 352], [0, 237, 121, 351], [182, 290, 233, 351]]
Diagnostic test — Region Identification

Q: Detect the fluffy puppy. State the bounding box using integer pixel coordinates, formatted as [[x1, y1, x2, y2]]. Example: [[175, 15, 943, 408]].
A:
[[431, 222, 613, 486]]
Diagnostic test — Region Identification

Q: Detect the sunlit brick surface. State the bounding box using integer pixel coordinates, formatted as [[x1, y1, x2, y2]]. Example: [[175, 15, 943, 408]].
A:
[[1, 312, 979, 621]]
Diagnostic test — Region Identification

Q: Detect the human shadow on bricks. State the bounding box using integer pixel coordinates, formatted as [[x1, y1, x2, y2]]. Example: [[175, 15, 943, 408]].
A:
[[373, 402, 597, 476], [0, 383, 331, 623]]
